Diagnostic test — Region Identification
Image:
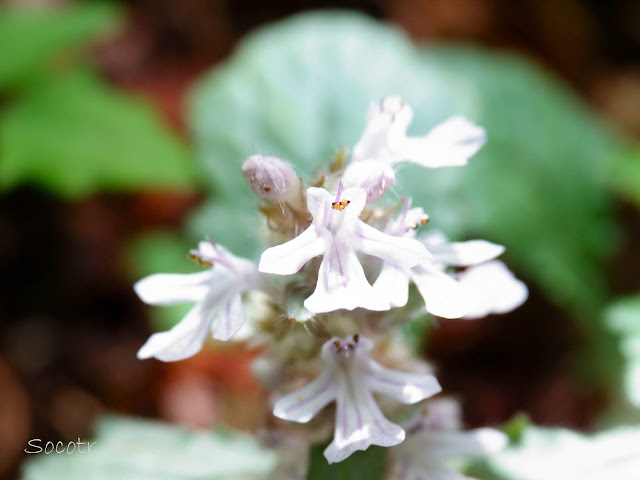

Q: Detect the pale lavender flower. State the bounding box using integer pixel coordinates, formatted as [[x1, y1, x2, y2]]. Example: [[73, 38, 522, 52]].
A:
[[387, 398, 508, 480], [373, 204, 526, 319], [343, 97, 486, 202], [423, 231, 528, 319], [273, 335, 442, 464], [258, 184, 430, 313], [134, 240, 260, 361]]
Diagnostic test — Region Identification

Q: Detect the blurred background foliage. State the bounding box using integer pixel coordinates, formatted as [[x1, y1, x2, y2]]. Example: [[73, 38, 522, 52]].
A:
[[0, 3, 196, 196], [0, 1, 639, 479]]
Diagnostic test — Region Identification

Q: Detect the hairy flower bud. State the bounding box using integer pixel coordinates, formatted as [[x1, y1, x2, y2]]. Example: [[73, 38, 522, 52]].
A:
[[342, 160, 396, 203], [242, 155, 301, 202]]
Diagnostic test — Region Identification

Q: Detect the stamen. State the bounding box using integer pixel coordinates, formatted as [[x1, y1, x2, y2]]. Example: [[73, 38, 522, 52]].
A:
[[331, 180, 350, 211], [411, 217, 429, 230], [399, 197, 412, 225], [334, 180, 344, 203], [353, 334, 360, 343], [331, 199, 350, 211], [189, 251, 213, 268], [187, 241, 235, 271]]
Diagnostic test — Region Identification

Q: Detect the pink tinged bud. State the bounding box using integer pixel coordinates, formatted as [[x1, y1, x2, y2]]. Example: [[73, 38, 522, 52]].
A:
[[242, 155, 299, 202], [342, 160, 396, 203]]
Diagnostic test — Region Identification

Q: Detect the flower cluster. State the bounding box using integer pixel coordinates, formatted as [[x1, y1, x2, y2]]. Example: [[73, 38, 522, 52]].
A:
[[134, 97, 527, 469]]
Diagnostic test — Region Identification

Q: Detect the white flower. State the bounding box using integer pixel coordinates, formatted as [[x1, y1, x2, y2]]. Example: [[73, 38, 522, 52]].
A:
[[373, 205, 524, 319], [343, 97, 486, 202], [387, 398, 508, 480], [258, 184, 430, 313], [134, 240, 260, 361], [423, 231, 528, 319], [273, 335, 442, 464]]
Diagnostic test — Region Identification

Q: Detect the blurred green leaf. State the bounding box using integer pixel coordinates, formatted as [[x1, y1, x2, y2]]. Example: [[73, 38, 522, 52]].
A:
[[488, 426, 640, 480], [306, 444, 386, 480], [126, 231, 199, 332], [188, 11, 620, 318], [500, 414, 530, 445], [186, 200, 263, 260], [0, 70, 196, 196], [605, 296, 640, 408], [609, 148, 640, 208], [0, 3, 120, 90], [22, 416, 277, 480]]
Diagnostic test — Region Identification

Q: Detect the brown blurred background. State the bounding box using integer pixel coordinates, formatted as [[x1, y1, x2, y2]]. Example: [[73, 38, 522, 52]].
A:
[[1, 0, 639, 478]]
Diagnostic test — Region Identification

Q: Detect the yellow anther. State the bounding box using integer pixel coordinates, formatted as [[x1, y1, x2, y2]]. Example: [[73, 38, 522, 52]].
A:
[[189, 253, 213, 268], [331, 200, 350, 211]]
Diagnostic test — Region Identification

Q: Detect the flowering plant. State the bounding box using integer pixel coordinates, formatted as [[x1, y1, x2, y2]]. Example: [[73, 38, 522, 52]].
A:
[[135, 97, 527, 475]]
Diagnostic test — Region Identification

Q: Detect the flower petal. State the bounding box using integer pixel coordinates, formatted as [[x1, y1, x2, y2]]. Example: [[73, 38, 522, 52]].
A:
[[342, 160, 396, 203], [372, 265, 411, 307], [210, 293, 247, 341], [355, 222, 430, 269], [429, 239, 505, 267], [457, 261, 528, 319], [136, 303, 211, 361], [259, 225, 325, 275], [134, 271, 213, 306], [304, 239, 389, 313], [365, 360, 441, 404], [410, 267, 467, 319], [306, 187, 333, 221], [324, 387, 405, 463], [397, 116, 486, 168], [352, 98, 411, 163], [339, 187, 367, 221], [273, 370, 337, 423]]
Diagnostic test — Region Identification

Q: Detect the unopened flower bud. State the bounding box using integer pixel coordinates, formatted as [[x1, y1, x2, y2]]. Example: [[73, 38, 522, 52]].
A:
[[342, 160, 395, 203], [242, 155, 300, 202]]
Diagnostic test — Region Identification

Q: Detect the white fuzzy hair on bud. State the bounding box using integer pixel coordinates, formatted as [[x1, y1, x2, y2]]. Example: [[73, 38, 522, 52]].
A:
[[242, 155, 300, 202]]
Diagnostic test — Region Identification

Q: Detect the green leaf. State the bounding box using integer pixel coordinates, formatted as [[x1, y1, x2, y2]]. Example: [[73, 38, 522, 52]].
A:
[[187, 200, 263, 260], [126, 231, 199, 332], [0, 3, 121, 90], [187, 11, 620, 319], [609, 148, 640, 208], [0, 70, 196, 196], [22, 416, 277, 480], [488, 426, 640, 480], [501, 414, 530, 445], [306, 443, 386, 480], [605, 296, 640, 408]]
